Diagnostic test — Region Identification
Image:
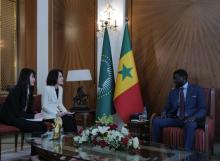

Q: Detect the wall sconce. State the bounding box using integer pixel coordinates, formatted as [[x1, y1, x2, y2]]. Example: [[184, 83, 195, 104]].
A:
[[0, 40, 4, 48], [97, 1, 118, 32]]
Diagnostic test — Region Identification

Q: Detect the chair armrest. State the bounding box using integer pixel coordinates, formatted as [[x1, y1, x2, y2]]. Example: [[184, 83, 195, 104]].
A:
[[150, 113, 158, 140], [205, 116, 214, 135], [205, 116, 214, 154], [150, 113, 157, 124], [33, 95, 42, 113]]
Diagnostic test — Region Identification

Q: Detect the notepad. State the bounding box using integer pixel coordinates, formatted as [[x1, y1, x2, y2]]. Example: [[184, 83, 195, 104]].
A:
[[26, 118, 43, 121]]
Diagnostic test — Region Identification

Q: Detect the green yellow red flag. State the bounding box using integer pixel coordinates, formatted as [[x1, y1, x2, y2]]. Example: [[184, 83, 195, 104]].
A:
[[114, 23, 144, 123]]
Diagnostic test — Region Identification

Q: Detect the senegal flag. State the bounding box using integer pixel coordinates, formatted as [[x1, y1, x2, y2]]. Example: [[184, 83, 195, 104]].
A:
[[96, 28, 115, 118], [114, 24, 144, 123]]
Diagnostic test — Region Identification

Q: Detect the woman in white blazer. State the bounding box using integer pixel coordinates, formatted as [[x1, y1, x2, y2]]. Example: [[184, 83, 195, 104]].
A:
[[41, 69, 77, 132]]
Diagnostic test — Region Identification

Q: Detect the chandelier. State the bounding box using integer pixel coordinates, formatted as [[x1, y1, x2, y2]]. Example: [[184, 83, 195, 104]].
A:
[[97, 1, 118, 32]]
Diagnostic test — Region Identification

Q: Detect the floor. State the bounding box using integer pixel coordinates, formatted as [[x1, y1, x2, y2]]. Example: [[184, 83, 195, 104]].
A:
[[1, 135, 30, 161], [212, 143, 220, 161], [1, 149, 30, 161]]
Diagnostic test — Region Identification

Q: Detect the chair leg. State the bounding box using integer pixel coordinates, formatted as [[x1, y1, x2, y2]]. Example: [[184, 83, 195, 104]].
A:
[[21, 133, 24, 151], [15, 134, 18, 152], [0, 136, 2, 161]]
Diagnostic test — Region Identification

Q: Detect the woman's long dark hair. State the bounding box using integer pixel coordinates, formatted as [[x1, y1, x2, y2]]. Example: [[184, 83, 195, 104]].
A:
[[16, 68, 36, 111]]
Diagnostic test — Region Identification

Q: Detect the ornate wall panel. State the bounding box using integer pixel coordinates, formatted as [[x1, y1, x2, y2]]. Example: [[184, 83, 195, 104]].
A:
[[0, 0, 37, 91], [0, 0, 17, 92], [49, 0, 97, 109], [129, 0, 220, 137]]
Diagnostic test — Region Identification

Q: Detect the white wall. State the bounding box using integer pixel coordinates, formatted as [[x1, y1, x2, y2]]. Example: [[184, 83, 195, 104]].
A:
[[97, 0, 126, 82], [37, 0, 49, 94]]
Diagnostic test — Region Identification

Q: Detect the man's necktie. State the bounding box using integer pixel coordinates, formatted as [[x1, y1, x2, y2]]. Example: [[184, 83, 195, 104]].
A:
[[179, 88, 185, 119]]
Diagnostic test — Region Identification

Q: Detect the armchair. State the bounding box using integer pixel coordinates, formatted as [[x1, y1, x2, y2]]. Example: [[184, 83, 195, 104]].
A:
[[0, 95, 20, 159], [150, 88, 215, 153]]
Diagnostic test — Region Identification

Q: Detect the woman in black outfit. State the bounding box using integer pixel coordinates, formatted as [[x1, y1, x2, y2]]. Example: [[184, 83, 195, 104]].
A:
[[0, 68, 47, 133], [0, 68, 48, 160]]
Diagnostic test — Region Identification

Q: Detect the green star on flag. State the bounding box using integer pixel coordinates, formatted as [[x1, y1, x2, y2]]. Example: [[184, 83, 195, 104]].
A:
[[114, 23, 144, 123], [119, 64, 133, 80]]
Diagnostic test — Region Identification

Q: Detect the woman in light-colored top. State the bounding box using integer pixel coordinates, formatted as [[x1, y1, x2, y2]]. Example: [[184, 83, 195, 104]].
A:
[[41, 69, 77, 132], [42, 85, 66, 119]]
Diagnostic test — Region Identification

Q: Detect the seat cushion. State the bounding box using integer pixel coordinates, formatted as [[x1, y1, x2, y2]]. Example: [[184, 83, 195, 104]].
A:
[[162, 127, 183, 147], [162, 127, 205, 152], [0, 124, 20, 135]]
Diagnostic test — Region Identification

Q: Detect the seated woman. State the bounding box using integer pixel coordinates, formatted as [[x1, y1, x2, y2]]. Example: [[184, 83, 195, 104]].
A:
[[41, 69, 77, 132], [0, 68, 47, 133]]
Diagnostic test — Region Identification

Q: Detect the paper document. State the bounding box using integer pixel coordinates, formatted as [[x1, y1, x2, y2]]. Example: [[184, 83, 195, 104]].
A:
[[64, 112, 75, 116], [26, 118, 43, 121]]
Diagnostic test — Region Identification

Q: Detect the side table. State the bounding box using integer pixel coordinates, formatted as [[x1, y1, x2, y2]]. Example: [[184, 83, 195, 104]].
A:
[[128, 120, 150, 143]]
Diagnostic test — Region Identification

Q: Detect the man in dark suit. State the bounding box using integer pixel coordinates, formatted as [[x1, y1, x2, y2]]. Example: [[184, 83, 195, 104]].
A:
[[152, 69, 207, 150]]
